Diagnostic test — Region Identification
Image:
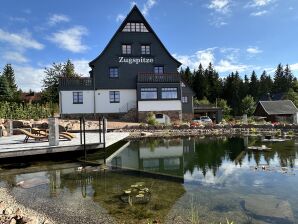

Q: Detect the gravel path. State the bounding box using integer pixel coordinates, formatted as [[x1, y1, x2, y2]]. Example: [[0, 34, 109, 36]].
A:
[[8, 185, 117, 224], [0, 187, 55, 224]]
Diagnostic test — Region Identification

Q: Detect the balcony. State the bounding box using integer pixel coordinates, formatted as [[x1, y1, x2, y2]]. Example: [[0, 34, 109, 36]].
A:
[[59, 77, 93, 90], [138, 73, 181, 83]]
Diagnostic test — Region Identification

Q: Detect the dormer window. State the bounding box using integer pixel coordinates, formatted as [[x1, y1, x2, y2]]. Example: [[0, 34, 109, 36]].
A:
[[122, 22, 149, 32], [122, 44, 131, 54]]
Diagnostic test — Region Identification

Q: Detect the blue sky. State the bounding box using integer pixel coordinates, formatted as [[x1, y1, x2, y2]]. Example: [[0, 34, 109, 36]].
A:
[[0, 0, 297, 91]]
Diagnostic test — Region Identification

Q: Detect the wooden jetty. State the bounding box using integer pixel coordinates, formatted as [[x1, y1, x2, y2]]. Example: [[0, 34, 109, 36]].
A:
[[0, 132, 129, 159]]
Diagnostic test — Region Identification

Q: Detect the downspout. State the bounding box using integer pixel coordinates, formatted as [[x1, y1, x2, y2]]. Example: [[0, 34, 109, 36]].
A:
[[92, 67, 96, 117]]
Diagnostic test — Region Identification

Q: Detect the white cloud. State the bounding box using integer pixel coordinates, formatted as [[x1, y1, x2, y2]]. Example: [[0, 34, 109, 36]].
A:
[[290, 63, 298, 71], [13, 60, 90, 91], [48, 26, 88, 53], [215, 59, 249, 73], [173, 48, 216, 70], [116, 0, 157, 22], [246, 47, 262, 54], [48, 14, 70, 26], [142, 0, 157, 16], [0, 29, 44, 50], [207, 0, 231, 27], [116, 14, 125, 22], [196, 48, 216, 68], [174, 47, 253, 74], [208, 0, 230, 13], [3, 51, 28, 63], [14, 65, 45, 91], [253, 0, 272, 6], [210, 16, 228, 27], [130, 1, 137, 8], [72, 59, 91, 76], [250, 10, 268, 16]]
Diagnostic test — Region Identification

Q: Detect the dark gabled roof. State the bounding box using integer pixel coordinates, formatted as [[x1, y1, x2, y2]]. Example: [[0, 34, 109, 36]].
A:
[[258, 100, 298, 115], [89, 5, 181, 67]]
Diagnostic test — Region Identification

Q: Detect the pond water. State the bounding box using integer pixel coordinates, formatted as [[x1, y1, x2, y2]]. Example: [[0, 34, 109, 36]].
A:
[[1, 136, 298, 224]]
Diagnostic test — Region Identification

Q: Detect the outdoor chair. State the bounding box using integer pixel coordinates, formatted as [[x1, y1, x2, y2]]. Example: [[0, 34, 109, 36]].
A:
[[18, 128, 48, 143], [32, 128, 73, 141]]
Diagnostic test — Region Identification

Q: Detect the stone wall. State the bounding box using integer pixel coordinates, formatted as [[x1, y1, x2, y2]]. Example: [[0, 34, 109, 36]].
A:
[[138, 111, 181, 123]]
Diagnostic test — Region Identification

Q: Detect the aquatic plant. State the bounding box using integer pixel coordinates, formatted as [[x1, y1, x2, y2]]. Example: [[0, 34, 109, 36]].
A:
[[189, 196, 200, 224], [121, 182, 151, 205], [287, 130, 294, 136]]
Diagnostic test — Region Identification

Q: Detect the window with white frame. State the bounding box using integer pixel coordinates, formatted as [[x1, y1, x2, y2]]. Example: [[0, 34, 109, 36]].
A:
[[109, 91, 120, 103], [154, 66, 164, 74], [182, 96, 188, 103], [161, 88, 178, 99], [141, 45, 150, 55], [140, 88, 157, 99], [122, 23, 149, 32], [73, 92, 83, 104], [122, 44, 131, 54], [109, 67, 119, 78]]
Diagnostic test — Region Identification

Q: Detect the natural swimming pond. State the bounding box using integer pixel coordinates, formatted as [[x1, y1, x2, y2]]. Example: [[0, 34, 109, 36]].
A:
[[0, 136, 298, 224]]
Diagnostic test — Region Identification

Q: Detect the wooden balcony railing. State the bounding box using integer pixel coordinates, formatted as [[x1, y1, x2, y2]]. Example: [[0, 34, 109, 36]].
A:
[[138, 73, 181, 83], [59, 77, 93, 90]]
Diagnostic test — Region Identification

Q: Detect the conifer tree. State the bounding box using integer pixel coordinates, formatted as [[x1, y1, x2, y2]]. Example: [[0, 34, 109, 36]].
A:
[[2, 64, 17, 91], [283, 64, 294, 91], [273, 63, 285, 93], [193, 63, 207, 100], [0, 74, 12, 101], [259, 71, 273, 99], [249, 70, 259, 100], [240, 95, 256, 116], [2, 64, 19, 101], [181, 66, 192, 86]]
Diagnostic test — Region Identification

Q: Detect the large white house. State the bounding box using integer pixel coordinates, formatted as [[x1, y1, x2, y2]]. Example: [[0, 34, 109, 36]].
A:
[[59, 6, 194, 121]]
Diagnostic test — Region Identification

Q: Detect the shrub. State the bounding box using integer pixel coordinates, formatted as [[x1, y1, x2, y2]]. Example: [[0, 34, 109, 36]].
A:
[[146, 112, 158, 126], [0, 101, 58, 119]]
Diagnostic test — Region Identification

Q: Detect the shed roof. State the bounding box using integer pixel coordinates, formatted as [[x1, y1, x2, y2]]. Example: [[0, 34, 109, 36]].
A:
[[258, 100, 298, 115]]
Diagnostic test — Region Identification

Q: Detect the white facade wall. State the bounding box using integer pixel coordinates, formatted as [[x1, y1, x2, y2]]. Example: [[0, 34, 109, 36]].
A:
[[138, 100, 181, 112], [60, 90, 183, 115], [95, 89, 137, 113], [60, 91, 94, 114]]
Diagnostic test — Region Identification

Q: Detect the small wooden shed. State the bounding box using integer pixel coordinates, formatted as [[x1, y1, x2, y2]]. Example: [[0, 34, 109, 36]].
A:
[[254, 100, 298, 123]]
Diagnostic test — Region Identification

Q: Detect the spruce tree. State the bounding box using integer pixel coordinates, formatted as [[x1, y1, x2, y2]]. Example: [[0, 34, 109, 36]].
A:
[[2, 64, 18, 100], [249, 70, 259, 100], [259, 71, 273, 99], [284, 64, 294, 91], [0, 75, 12, 101], [182, 66, 192, 86], [193, 64, 207, 100], [273, 63, 284, 93]]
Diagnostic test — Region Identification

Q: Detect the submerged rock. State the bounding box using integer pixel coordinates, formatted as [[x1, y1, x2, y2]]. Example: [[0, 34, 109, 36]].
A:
[[240, 194, 294, 224]]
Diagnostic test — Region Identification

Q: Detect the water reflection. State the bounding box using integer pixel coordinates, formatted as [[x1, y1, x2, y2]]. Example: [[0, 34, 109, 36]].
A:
[[1, 136, 298, 223], [107, 136, 298, 181]]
